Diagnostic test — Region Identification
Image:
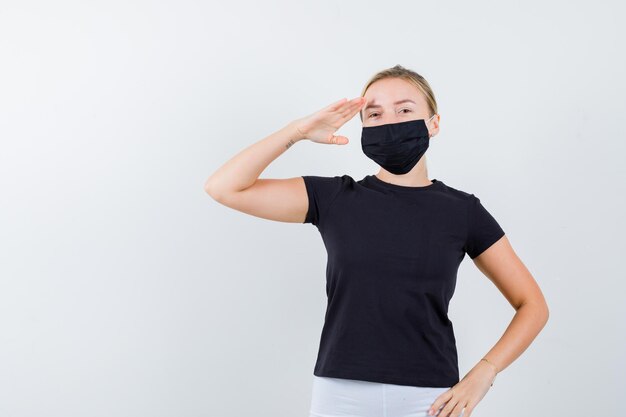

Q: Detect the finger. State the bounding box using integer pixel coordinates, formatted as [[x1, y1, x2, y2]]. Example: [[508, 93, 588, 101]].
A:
[[337, 99, 366, 123], [451, 403, 467, 417], [326, 97, 365, 130], [339, 97, 365, 117], [336, 110, 360, 128], [460, 404, 475, 417], [429, 391, 454, 416], [437, 398, 459, 417], [325, 97, 348, 112], [334, 96, 363, 116]]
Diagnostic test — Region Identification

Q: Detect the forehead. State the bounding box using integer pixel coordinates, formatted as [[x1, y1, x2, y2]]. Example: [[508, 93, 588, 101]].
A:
[[363, 78, 427, 108]]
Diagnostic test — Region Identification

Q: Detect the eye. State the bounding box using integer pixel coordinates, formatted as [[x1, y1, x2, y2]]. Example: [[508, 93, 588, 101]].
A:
[[368, 108, 411, 118]]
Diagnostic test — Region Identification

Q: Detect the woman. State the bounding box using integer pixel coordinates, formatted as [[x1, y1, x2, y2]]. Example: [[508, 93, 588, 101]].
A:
[[205, 65, 549, 417]]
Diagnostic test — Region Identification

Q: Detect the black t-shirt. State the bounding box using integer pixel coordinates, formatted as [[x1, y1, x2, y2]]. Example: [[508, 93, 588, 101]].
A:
[[301, 174, 505, 388]]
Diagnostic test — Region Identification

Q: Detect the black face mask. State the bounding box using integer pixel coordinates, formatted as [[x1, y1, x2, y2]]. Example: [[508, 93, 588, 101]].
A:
[[361, 115, 436, 175]]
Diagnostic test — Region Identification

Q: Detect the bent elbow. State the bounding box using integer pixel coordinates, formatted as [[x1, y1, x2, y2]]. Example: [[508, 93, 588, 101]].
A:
[[204, 177, 224, 202], [536, 301, 550, 328]]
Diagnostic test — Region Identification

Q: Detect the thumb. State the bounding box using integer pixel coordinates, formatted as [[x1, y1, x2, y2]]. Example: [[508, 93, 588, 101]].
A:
[[326, 134, 349, 145]]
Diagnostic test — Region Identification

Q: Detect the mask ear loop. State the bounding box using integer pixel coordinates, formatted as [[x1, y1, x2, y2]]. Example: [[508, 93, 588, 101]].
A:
[[425, 114, 437, 137]]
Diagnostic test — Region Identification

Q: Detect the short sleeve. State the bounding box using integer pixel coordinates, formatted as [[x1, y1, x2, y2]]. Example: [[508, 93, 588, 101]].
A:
[[464, 194, 506, 259], [301, 175, 344, 227]]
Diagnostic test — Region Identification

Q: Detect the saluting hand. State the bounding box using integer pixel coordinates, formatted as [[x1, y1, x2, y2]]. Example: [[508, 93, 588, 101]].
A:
[[292, 96, 366, 145]]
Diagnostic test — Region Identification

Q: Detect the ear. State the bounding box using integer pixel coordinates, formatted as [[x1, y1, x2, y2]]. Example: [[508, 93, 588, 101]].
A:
[[429, 121, 440, 138]]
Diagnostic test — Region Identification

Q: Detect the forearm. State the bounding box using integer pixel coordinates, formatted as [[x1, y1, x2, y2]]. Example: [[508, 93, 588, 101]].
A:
[[470, 301, 549, 382], [204, 121, 305, 196]]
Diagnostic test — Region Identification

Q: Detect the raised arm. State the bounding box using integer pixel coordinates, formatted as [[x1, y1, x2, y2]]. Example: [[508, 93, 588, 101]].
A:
[[204, 96, 366, 223]]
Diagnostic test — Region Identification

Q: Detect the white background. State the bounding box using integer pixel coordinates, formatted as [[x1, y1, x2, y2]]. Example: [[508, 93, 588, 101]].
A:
[[1, 1, 624, 416]]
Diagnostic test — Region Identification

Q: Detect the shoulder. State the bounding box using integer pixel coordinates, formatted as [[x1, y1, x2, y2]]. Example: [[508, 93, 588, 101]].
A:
[[301, 174, 355, 226], [302, 174, 357, 203], [438, 181, 478, 205], [441, 183, 502, 214], [301, 174, 355, 191]]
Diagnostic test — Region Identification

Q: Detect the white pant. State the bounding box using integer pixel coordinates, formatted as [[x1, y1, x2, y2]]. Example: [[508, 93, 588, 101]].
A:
[[309, 375, 462, 417]]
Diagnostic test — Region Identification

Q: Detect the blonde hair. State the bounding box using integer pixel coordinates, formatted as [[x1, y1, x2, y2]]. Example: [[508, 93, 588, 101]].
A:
[[359, 64, 438, 122]]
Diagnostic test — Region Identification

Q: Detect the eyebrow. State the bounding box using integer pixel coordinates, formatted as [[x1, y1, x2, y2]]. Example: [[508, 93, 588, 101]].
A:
[[363, 99, 416, 113]]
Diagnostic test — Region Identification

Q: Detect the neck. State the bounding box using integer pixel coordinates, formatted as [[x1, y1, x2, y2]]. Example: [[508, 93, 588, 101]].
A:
[[376, 160, 432, 187]]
